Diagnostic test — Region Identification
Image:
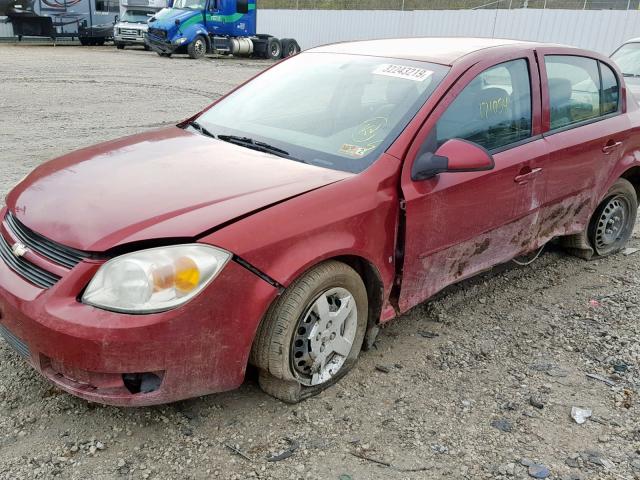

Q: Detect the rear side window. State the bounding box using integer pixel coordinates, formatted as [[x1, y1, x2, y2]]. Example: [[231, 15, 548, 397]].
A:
[[435, 59, 532, 151], [600, 62, 620, 115], [545, 55, 619, 131]]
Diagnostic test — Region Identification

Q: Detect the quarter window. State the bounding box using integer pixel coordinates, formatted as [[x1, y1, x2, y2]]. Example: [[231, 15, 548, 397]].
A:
[[435, 59, 532, 151], [600, 62, 620, 116]]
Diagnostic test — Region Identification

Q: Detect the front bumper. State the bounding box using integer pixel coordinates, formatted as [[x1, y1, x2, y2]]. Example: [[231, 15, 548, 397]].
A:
[[0, 213, 278, 406], [114, 33, 146, 45], [145, 34, 177, 54]]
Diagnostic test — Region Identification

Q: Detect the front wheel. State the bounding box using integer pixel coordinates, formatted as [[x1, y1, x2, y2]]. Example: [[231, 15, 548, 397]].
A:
[[251, 261, 368, 403], [116, 42, 125, 50], [188, 35, 207, 59], [588, 178, 637, 256]]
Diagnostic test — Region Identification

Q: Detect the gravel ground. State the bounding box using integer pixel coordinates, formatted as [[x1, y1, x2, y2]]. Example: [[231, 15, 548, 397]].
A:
[[1, 44, 640, 480]]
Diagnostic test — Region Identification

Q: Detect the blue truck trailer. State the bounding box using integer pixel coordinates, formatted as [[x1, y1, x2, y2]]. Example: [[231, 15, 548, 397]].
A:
[[145, 0, 299, 59]]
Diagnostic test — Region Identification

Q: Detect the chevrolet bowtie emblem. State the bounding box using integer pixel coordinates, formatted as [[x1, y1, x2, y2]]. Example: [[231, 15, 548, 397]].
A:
[[11, 242, 29, 258]]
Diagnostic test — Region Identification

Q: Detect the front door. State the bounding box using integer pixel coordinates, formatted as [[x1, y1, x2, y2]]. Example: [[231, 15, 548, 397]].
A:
[[398, 54, 547, 312]]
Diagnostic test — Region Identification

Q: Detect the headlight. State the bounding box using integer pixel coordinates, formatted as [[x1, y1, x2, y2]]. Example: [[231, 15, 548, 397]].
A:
[[82, 244, 231, 313], [174, 37, 187, 45]]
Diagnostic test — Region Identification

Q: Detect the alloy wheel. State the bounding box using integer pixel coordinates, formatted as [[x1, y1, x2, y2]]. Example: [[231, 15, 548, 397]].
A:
[[291, 287, 358, 386]]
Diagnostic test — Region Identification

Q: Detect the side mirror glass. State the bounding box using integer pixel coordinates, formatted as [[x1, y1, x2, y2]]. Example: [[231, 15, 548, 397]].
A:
[[411, 138, 495, 181]]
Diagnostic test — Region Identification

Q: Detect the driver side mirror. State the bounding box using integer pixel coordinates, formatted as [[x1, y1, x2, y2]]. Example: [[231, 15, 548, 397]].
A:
[[411, 138, 495, 181]]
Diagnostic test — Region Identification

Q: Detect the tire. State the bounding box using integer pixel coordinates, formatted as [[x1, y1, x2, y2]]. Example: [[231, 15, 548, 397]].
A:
[[251, 261, 368, 403], [96, 38, 105, 46], [79, 37, 89, 46], [116, 42, 125, 50], [587, 178, 637, 257], [143, 44, 150, 51], [280, 38, 299, 58], [188, 35, 207, 59], [265, 37, 281, 60]]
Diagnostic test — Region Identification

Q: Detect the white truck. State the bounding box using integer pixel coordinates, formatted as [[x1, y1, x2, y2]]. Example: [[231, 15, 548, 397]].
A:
[[114, 0, 167, 50]]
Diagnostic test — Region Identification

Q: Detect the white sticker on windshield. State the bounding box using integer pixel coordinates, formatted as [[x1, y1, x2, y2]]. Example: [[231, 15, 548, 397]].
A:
[[373, 64, 433, 82]]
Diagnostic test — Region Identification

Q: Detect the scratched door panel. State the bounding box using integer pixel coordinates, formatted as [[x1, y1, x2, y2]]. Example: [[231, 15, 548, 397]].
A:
[[399, 139, 546, 312]]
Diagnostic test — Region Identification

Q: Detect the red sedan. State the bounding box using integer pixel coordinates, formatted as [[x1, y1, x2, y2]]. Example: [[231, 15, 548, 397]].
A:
[[1, 38, 638, 406]]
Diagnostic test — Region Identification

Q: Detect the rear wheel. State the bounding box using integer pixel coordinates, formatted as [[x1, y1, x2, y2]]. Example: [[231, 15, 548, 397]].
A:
[[280, 38, 299, 58], [265, 37, 281, 60], [588, 178, 637, 256], [188, 35, 207, 59], [251, 261, 368, 403]]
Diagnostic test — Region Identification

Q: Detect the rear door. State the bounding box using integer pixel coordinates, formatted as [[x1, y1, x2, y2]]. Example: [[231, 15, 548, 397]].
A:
[[534, 50, 630, 244], [398, 52, 547, 312]]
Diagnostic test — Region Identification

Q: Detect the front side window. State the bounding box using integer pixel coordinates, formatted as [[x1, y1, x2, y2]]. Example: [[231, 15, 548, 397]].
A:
[[236, 0, 249, 13], [195, 53, 449, 173], [545, 56, 601, 130], [611, 42, 640, 78], [435, 59, 532, 151]]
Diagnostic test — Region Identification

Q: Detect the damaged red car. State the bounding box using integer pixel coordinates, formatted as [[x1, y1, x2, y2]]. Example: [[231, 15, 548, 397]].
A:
[[1, 38, 639, 406]]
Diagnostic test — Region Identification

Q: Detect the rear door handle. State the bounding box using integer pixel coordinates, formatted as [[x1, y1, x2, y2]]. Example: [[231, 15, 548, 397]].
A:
[[602, 141, 623, 154], [514, 167, 542, 184]]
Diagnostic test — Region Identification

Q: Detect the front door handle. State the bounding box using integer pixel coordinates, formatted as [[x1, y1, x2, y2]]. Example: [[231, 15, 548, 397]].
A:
[[602, 141, 623, 154], [514, 167, 542, 185]]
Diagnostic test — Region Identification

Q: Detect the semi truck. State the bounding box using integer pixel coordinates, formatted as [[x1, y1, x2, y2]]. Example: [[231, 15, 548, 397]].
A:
[[145, 0, 300, 59], [0, 0, 118, 44], [113, 0, 168, 49]]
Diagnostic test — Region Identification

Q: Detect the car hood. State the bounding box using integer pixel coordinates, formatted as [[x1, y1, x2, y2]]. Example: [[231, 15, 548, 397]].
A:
[[150, 7, 196, 29], [6, 127, 351, 252]]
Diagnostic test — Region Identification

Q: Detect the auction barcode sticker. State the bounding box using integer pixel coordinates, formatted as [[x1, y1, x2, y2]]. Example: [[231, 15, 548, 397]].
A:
[[373, 64, 433, 82]]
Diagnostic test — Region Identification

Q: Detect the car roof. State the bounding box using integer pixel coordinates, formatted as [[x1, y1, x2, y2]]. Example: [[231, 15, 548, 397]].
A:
[[308, 37, 564, 66]]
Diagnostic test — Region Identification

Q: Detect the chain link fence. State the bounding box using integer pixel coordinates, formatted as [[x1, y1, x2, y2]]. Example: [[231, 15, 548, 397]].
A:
[[260, 0, 640, 10]]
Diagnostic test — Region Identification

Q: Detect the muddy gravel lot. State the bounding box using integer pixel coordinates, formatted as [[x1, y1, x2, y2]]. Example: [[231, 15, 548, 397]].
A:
[[1, 44, 640, 480]]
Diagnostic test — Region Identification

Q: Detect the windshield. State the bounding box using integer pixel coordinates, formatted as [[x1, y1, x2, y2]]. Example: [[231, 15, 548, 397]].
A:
[[172, 0, 205, 9], [121, 9, 153, 22], [612, 42, 640, 77], [194, 53, 448, 173]]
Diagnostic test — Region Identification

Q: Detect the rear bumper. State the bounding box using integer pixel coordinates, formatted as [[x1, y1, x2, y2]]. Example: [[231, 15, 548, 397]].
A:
[[0, 236, 278, 406]]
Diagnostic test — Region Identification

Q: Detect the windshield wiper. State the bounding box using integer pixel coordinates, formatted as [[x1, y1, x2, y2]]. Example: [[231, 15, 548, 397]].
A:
[[217, 135, 292, 158], [623, 73, 640, 78], [188, 120, 216, 139]]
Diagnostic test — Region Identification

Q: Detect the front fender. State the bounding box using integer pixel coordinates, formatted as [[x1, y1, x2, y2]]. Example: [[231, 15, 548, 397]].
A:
[[201, 153, 403, 301]]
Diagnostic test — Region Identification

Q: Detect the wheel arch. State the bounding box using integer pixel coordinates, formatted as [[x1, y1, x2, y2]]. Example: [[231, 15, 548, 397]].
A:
[[333, 255, 385, 348], [250, 254, 387, 359], [620, 166, 640, 201]]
